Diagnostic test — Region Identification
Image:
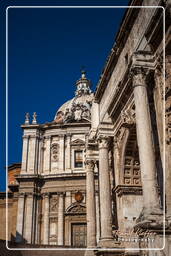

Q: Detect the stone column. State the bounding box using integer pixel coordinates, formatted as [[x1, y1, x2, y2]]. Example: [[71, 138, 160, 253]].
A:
[[15, 193, 25, 243], [95, 192, 100, 243], [57, 193, 64, 245], [43, 193, 49, 245], [24, 193, 34, 243], [98, 136, 113, 243], [85, 160, 96, 248], [132, 67, 161, 215]]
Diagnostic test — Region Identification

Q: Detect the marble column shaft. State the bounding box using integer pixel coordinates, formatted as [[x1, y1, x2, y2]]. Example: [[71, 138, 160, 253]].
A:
[[86, 160, 96, 247], [15, 193, 25, 243], [98, 136, 113, 240], [132, 67, 160, 211], [43, 193, 49, 244], [57, 193, 64, 245]]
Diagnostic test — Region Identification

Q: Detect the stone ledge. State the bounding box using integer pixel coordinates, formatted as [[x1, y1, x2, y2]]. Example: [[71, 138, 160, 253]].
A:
[[113, 185, 142, 196]]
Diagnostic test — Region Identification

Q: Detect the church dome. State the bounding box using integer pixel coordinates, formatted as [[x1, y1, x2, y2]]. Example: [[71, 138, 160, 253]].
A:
[[54, 71, 94, 123]]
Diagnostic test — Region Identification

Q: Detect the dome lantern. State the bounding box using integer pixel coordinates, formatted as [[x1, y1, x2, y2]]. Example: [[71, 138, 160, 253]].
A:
[[75, 70, 92, 96]]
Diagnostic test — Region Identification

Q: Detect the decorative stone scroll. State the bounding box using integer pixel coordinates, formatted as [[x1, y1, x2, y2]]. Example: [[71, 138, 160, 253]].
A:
[[120, 108, 135, 126], [51, 143, 59, 162]]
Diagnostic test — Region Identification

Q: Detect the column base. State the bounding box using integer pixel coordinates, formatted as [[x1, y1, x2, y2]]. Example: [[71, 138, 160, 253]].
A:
[[95, 249, 125, 256], [84, 249, 96, 256], [97, 238, 123, 248], [134, 207, 164, 230]]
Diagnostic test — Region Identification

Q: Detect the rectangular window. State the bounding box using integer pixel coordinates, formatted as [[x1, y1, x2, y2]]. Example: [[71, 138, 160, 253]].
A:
[[74, 150, 83, 168]]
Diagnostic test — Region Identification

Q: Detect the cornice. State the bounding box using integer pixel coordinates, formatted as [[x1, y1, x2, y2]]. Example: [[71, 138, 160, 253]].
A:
[[95, 0, 141, 103], [113, 185, 142, 197]]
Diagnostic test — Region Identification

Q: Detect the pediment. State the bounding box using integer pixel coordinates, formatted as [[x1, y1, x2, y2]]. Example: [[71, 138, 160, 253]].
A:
[[71, 139, 85, 145], [65, 203, 86, 214]]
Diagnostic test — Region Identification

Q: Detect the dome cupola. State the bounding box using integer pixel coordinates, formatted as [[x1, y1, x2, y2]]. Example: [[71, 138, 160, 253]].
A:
[[75, 70, 92, 96], [54, 70, 94, 123]]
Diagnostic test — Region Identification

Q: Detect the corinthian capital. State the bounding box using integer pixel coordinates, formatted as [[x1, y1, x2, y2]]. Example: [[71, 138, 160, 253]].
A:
[[85, 159, 95, 170], [130, 66, 149, 88], [97, 135, 110, 149]]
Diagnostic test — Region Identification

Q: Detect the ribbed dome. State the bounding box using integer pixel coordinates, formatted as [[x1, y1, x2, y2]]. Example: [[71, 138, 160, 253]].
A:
[[54, 71, 94, 123]]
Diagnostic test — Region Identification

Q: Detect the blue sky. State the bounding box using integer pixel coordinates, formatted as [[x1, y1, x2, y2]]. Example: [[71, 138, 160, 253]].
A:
[[0, 0, 129, 191]]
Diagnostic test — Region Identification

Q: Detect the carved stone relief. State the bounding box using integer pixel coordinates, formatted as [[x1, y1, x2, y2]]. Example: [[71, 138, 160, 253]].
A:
[[120, 108, 135, 126], [51, 143, 59, 162], [64, 102, 91, 122], [50, 196, 58, 212]]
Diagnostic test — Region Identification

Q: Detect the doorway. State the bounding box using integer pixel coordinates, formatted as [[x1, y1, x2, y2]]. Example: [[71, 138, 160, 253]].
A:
[[71, 223, 87, 247]]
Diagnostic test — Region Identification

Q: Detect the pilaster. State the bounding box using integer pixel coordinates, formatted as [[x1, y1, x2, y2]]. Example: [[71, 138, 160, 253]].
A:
[[43, 136, 51, 174], [57, 192, 64, 245], [24, 193, 34, 243], [27, 132, 40, 174], [43, 192, 50, 244], [21, 135, 29, 173], [15, 192, 25, 243]]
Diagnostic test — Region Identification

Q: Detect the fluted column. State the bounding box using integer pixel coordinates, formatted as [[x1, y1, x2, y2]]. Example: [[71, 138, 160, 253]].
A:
[[132, 66, 161, 215], [15, 192, 25, 243], [57, 193, 64, 245], [43, 193, 49, 244], [98, 136, 113, 242], [85, 160, 96, 248]]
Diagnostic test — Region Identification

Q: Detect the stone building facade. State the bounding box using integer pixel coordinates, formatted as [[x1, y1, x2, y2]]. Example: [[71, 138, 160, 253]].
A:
[[1, 0, 171, 256]]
